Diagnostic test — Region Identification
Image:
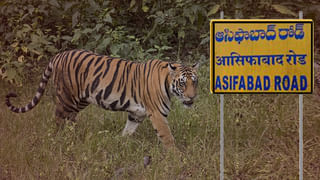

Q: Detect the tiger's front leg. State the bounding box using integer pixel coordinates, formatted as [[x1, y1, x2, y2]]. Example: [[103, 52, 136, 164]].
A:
[[149, 112, 175, 149], [122, 113, 145, 136]]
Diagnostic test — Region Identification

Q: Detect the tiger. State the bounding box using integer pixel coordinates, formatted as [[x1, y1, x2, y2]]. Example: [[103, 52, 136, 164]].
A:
[[5, 49, 199, 149]]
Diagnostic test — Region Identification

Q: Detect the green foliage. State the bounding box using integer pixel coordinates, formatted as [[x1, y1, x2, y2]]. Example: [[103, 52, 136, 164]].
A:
[[0, 0, 73, 83], [1, 0, 320, 83]]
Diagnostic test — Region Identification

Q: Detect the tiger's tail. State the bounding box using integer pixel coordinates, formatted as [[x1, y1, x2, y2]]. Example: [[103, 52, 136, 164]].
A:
[[5, 61, 53, 113]]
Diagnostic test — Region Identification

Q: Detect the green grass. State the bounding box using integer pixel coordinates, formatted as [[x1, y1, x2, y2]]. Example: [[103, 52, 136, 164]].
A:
[[1, 65, 320, 179]]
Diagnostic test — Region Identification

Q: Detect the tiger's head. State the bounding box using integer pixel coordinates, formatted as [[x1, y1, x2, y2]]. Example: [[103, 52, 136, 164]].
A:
[[168, 63, 199, 108]]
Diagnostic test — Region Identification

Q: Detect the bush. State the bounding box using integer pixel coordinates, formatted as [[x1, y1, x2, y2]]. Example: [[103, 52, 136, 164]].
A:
[[1, 0, 319, 84]]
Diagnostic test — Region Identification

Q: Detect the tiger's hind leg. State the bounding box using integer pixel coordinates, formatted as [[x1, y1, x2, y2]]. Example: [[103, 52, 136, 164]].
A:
[[54, 103, 79, 129], [122, 113, 145, 136]]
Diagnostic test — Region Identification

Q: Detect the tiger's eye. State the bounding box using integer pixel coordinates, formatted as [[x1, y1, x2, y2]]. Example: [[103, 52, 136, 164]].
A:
[[193, 79, 198, 86], [179, 79, 186, 86]]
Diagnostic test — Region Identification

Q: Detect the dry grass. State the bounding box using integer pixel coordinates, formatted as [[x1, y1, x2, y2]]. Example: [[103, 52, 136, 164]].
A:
[[0, 65, 320, 179]]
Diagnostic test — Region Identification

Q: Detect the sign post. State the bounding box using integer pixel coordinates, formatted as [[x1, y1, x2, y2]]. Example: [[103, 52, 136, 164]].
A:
[[218, 12, 224, 180], [210, 17, 314, 179], [299, 10, 304, 180]]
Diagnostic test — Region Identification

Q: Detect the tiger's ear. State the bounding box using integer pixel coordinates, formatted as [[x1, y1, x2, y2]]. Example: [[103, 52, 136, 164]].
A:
[[168, 63, 177, 72], [192, 62, 200, 70]]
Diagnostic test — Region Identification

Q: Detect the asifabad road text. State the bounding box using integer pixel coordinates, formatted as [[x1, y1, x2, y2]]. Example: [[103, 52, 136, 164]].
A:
[[215, 75, 308, 91]]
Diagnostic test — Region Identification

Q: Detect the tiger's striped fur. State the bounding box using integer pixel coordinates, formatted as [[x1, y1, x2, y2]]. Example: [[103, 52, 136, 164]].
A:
[[5, 49, 199, 149]]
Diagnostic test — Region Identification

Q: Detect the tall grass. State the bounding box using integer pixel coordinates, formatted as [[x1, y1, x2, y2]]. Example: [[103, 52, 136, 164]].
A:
[[0, 65, 319, 179]]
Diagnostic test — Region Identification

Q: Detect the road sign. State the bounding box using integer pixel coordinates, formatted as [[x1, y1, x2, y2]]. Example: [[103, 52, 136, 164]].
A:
[[210, 19, 314, 94]]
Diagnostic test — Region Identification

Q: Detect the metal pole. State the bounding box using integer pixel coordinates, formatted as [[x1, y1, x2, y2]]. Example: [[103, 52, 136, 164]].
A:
[[219, 11, 224, 180], [299, 94, 303, 180], [220, 94, 224, 180], [298, 10, 303, 180]]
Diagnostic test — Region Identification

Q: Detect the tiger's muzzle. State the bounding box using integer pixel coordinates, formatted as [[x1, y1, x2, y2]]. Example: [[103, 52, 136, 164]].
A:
[[183, 99, 194, 107]]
